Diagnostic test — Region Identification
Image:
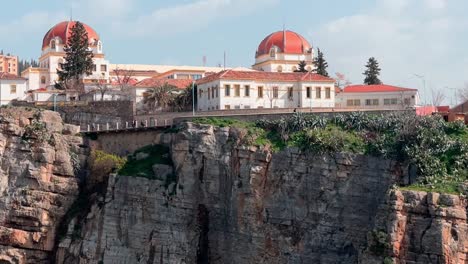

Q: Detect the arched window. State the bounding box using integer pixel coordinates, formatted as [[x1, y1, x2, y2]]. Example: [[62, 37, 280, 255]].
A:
[[51, 39, 56, 49], [277, 65, 283, 73], [41, 76, 46, 84], [270, 48, 275, 58]]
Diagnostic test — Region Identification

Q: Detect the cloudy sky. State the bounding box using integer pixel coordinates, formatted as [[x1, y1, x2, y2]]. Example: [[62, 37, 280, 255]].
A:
[[1, 0, 466, 104]]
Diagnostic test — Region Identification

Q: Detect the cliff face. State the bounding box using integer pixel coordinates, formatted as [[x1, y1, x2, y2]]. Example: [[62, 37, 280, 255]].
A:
[[0, 108, 86, 263], [386, 190, 468, 263], [56, 123, 418, 263]]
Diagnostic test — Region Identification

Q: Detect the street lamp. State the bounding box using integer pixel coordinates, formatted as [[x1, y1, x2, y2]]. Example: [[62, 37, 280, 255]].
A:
[[413, 74, 426, 105], [191, 81, 195, 116]]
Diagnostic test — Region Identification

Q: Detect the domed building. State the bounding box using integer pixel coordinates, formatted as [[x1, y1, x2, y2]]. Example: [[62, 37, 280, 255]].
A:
[[22, 21, 110, 92], [253, 30, 314, 73]]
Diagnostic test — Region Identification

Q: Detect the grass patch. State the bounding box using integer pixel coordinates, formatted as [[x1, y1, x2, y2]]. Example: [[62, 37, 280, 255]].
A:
[[119, 145, 172, 179]]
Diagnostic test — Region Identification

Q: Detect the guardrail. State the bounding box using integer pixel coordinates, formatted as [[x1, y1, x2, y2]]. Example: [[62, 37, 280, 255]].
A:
[[82, 118, 173, 133]]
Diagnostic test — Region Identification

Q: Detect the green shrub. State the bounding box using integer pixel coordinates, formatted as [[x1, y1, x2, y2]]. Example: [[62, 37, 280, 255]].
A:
[[119, 145, 171, 178], [89, 150, 126, 185]]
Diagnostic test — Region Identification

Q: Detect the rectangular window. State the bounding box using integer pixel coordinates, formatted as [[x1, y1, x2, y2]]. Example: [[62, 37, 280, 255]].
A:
[[273, 87, 279, 98], [404, 98, 410, 105], [288, 87, 293, 99], [198, 89, 202, 98], [365, 99, 372, 106], [384, 99, 391, 105], [10, 85, 16, 94], [225, 85, 230, 96], [100, 65, 107, 72], [234, 85, 240, 97], [325, 87, 331, 99], [316, 87, 321, 99], [258, 86, 264, 98], [244, 105, 250, 109], [93, 64, 97, 71], [391, 98, 398, 105], [306, 87, 311, 98], [244, 85, 250, 97], [354, 99, 361, 106], [347, 99, 354, 106], [208, 87, 211, 100], [234, 105, 241, 109], [211, 86, 215, 99], [225, 105, 231, 109], [373, 99, 379, 105], [215, 86, 219, 98]]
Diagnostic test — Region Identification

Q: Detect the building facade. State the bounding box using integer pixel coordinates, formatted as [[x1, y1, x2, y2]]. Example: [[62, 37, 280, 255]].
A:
[[196, 70, 335, 111], [336, 84, 419, 110], [0, 54, 18, 75], [0, 73, 27, 105]]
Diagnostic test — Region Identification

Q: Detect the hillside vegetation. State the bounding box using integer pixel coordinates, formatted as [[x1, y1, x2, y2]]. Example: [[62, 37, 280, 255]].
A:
[[194, 112, 468, 194]]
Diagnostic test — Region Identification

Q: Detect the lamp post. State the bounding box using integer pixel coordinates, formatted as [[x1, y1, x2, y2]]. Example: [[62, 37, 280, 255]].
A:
[[53, 94, 57, 111], [191, 81, 195, 116], [413, 74, 426, 105]]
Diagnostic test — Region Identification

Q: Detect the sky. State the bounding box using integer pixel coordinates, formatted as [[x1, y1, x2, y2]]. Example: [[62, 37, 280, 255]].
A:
[[0, 0, 467, 104]]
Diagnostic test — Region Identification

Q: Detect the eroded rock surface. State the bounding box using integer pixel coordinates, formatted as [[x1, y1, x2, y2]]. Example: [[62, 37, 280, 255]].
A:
[[57, 123, 411, 263], [0, 108, 86, 263]]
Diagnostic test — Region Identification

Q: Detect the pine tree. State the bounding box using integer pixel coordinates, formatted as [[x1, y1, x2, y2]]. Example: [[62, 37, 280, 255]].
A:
[[363, 57, 382, 85], [57, 21, 94, 90], [312, 48, 329, 77], [295, 60, 308, 72]]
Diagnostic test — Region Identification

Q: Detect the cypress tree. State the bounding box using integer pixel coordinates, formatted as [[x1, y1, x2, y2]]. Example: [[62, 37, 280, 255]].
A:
[[363, 57, 382, 85], [295, 60, 308, 72], [57, 21, 94, 90], [313, 48, 329, 77]]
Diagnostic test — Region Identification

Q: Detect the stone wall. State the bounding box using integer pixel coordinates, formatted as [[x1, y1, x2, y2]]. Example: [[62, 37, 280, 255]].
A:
[[58, 100, 136, 125]]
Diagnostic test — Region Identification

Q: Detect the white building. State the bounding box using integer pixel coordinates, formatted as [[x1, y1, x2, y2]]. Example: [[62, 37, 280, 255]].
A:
[[336, 84, 419, 110], [252, 30, 314, 73], [0, 73, 28, 105], [22, 21, 110, 91], [196, 70, 335, 111]]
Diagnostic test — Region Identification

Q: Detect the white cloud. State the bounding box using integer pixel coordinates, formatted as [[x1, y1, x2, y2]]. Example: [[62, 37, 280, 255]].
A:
[[425, 0, 447, 9], [124, 0, 279, 37], [0, 11, 67, 39], [311, 0, 466, 104]]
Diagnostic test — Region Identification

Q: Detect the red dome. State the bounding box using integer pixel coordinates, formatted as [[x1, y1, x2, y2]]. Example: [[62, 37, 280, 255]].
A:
[[42, 21, 100, 50], [256, 30, 312, 57]]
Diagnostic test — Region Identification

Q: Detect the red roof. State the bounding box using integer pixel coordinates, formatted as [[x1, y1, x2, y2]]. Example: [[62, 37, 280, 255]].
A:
[[0, 73, 26, 80], [256, 30, 312, 57], [42, 21, 100, 50], [196, 70, 335, 85], [135, 78, 193, 89], [343, 84, 418, 93]]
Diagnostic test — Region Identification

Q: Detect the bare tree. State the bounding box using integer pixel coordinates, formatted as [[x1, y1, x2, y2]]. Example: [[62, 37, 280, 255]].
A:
[[113, 67, 136, 92], [265, 84, 277, 108], [430, 88, 446, 106], [334, 72, 352, 89], [92, 79, 110, 101], [458, 83, 468, 103]]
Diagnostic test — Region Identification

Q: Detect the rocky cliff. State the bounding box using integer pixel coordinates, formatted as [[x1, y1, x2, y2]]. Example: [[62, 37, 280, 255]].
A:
[[0, 108, 86, 263], [55, 123, 468, 264], [0, 112, 466, 264]]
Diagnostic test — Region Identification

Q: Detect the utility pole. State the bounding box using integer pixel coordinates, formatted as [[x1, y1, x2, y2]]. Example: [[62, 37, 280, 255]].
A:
[[413, 74, 426, 105]]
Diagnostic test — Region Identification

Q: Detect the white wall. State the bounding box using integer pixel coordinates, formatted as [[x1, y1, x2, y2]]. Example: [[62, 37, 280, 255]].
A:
[[335, 91, 418, 109], [0, 79, 28, 105], [197, 79, 335, 111]]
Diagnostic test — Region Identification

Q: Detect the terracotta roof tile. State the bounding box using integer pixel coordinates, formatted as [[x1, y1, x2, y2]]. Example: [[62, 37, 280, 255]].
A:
[[135, 78, 193, 89], [343, 84, 418, 93], [0, 73, 26, 80], [196, 70, 335, 85]]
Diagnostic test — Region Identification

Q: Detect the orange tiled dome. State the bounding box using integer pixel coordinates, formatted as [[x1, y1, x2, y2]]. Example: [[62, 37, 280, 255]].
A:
[[256, 30, 311, 57], [42, 21, 100, 50]]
